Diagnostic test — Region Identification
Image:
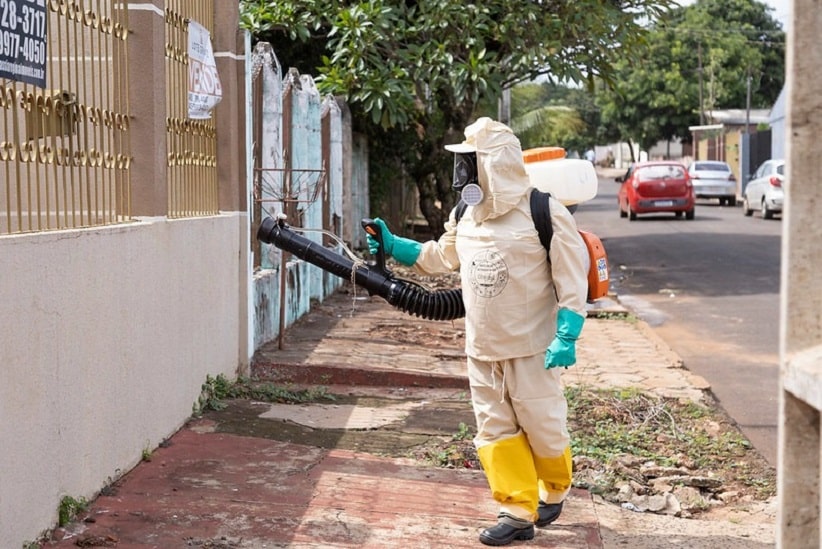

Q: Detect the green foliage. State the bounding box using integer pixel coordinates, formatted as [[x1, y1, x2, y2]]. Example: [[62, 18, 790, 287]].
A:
[[226, 377, 336, 404], [196, 374, 234, 414], [241, 0, 675, 234], [57, 495, 88, 527], [597, 0, 785, 150], [565, 386, 775, 498], [453, 422, 473, 441], [511, 82, 603, 152], [142, 441, 153, 462], [587, 310, 637, 323], [195, 374, 336, 415]]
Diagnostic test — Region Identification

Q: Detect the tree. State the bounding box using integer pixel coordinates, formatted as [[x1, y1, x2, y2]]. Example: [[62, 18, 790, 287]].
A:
[[241, 0, 675, 234], [596, 0, 785, 154], [508, 82, 602, 153]]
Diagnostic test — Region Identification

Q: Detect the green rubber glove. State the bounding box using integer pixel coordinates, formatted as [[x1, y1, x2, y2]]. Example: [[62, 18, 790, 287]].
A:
[[366, 217, 422, 266], [545, 308, 585, 368]]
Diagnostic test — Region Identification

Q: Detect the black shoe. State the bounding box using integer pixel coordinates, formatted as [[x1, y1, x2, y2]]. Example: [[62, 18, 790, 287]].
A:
[[479, 519, 535, 546], [535, 500, 563, 527]]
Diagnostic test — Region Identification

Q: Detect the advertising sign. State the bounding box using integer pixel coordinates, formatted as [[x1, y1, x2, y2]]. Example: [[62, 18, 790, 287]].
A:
[[188, 20, 222, 119], [0, 0, 47, 88]]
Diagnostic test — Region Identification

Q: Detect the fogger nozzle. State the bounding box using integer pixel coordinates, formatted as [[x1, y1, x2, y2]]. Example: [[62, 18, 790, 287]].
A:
[[256, 217, 465, 321]]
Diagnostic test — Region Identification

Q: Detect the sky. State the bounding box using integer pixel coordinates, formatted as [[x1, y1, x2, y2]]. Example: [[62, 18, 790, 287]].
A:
[[758, 0, 791, 31]]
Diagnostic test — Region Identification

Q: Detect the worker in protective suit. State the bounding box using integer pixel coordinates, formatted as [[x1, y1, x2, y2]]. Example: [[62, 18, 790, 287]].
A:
[[367, 117, 588, 546]]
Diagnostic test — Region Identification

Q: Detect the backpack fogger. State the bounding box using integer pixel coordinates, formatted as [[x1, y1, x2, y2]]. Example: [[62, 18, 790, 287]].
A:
[[257, 145, 610, 322], [454, 187, 609, 302]]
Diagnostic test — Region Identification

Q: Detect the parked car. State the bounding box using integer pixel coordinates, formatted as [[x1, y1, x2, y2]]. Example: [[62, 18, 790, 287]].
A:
[[687, 160, 737, 206], [616, 161, 695, 220], [743, 159, 785, 219]]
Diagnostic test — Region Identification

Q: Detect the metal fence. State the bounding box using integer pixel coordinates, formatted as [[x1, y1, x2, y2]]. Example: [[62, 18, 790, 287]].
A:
[[0, 0, 131, 235], [0, 0, 222, 235], [165, 0, 218, 218], [250, 44, 331, 270]]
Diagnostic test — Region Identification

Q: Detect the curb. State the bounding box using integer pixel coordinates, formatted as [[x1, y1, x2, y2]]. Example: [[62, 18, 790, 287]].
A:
[[630, 313, 713, 392], [252, 360, 470, 389]]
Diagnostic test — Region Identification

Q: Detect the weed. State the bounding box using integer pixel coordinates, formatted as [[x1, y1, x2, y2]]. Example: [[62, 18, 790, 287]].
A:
[[429, 444, 475, 468], [195, 374, 234, 414], [588, 310, 638, 323], [566, 386, 777, 503], [141, 440, 153, 462], [226, 377, 336, 404], [453, 422, 474, 441], [58, 495, 88, 527], [678, 400, 710, 420], [194, 374, 336, 415]]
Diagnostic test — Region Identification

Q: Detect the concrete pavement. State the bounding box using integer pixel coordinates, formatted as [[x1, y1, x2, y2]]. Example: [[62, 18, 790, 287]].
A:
[[41, 285, 776, 548]]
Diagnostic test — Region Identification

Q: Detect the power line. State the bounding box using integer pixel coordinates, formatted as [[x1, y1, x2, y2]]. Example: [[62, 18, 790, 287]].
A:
[[656, 25, 785, 37], [654, 26, 786, 48]]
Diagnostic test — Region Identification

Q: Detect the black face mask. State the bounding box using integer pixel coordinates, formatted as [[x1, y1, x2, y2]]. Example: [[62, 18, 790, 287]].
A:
[[452, 153, 478, 192]]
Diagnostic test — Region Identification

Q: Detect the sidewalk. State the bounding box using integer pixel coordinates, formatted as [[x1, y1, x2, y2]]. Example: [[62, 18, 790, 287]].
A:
[[43, 285, 776, 548]]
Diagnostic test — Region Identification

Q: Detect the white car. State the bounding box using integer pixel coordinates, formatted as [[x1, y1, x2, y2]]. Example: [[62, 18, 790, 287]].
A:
[[687, 160, 737, 206], [743, 159, 785, 219]]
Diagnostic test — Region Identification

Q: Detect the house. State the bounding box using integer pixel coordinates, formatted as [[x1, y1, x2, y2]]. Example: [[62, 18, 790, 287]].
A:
[[769, 86, 787, 160], [689, 108, 772, 191]]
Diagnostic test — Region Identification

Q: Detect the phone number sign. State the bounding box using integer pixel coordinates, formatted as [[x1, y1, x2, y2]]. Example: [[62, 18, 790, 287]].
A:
[[0, 0, 47, 88]]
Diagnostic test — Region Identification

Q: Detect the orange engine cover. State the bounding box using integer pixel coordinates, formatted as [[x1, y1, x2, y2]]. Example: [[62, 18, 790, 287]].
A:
[[579, 230, 609, 301]]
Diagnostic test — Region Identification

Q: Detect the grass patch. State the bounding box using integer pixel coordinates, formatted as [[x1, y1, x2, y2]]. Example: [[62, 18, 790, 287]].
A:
[[566, 386, 775, 500], [410, 385, 776, 511], [588, 310, 638, 322], [195, 374, 336, 414]]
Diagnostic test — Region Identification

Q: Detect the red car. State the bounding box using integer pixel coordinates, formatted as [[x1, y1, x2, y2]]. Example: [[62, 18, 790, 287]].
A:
[[616, 161, 696, 220]]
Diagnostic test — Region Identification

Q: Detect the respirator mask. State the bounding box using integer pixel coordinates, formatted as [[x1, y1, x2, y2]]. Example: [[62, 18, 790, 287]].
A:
[[451, 152, 484, 206]]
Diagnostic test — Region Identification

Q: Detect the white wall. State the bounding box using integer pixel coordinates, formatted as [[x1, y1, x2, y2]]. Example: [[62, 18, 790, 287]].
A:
[[0, 214, 247, 546], [769, 86, 786, 161]]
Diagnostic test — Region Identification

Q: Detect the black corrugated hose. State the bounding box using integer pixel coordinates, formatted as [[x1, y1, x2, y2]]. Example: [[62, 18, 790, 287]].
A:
[[257, 216, 465, 321]]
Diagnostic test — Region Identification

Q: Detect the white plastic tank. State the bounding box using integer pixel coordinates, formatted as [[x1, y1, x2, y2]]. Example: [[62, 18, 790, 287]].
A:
[[522, 147, 599, 205]]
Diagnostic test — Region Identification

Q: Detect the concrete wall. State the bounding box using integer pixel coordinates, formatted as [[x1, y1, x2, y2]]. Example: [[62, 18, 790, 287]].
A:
[[249, 54, 366, 350], [0, 214, 246, 546], [0, 1, 259, 544], [0, 7, 358, 543], [778, 0, 822, 546]]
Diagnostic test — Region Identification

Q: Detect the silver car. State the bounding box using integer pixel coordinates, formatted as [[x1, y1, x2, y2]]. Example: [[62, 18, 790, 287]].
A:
[[743, 159, 785, 219], [687, 161, 737, 206]]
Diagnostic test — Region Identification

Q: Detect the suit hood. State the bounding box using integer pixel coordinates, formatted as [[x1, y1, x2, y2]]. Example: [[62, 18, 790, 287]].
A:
[[448, 117, 530, 223]]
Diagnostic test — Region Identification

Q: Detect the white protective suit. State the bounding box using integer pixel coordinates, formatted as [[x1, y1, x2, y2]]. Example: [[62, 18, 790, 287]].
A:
[[413, 118, 589, 522]]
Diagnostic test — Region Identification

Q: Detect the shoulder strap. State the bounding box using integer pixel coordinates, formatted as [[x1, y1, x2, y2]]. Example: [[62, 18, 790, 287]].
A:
[[530, 188, 553, 256], [453, 199, 468, 223]]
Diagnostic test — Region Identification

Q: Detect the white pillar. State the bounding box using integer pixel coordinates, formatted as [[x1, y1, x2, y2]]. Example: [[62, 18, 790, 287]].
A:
[[778, 1, 822, 547]]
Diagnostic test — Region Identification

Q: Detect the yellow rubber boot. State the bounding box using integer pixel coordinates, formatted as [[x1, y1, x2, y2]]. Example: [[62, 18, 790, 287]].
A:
[[535, 446, 573, 504], [477, 432, 539, 521]]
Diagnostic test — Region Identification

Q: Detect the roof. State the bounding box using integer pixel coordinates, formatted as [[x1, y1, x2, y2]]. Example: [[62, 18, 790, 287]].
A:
[[704, 109, 771, 125]]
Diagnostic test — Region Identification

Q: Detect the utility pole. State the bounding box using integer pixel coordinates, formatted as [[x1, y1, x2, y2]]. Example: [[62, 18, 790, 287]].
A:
[[498, 87, 511, 125], [745, 69, 752, 134], [698, 42, 705, 125]]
